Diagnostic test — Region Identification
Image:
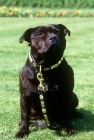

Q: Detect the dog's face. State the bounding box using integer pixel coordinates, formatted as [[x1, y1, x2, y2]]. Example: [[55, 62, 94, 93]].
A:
[[19, 24, 70, 66]]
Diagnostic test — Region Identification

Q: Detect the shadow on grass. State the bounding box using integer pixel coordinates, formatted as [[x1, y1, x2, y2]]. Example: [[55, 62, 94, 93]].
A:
[[74, 108, 94, 131], [54, 108, 94, 137], [30, 108, 94, 137], [29, 108, 94, 138]]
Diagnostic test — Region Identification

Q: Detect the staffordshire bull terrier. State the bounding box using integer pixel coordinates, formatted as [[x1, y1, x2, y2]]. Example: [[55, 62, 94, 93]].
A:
[[16, 24, 83, 138]]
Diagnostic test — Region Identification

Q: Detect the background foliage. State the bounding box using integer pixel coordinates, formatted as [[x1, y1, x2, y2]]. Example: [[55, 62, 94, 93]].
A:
[[0, 6, 94, 17], [0, 0, 94, 8]]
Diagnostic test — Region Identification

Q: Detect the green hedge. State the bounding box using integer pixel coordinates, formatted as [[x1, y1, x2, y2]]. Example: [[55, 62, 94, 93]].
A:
[[0, 0, 94, 8]]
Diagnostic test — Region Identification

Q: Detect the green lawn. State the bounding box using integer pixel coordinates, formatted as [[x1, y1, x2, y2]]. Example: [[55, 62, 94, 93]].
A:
[[0, 17, 94, 140]]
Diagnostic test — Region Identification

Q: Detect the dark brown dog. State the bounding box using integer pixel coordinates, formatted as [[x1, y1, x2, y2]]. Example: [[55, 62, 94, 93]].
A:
[[15, 24, 83, 138]]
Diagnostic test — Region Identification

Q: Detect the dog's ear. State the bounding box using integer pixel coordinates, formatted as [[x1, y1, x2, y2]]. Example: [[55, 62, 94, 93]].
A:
[[58, 24, 70, 36], [19, 28, 36, 43]]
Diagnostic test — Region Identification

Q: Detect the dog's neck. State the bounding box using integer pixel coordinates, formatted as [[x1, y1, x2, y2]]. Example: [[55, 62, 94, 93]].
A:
[[28, 51, 63, 71]]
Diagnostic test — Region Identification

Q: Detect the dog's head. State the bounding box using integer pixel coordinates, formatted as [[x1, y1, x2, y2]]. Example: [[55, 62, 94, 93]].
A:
[[19, 24, 70, 66]]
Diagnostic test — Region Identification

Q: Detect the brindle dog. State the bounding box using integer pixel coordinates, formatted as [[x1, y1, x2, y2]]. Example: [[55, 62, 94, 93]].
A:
[[15, 24, 83, 138]]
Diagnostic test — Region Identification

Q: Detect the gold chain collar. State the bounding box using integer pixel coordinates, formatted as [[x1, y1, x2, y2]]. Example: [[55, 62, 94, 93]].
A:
[[29, 51, 63, 71]]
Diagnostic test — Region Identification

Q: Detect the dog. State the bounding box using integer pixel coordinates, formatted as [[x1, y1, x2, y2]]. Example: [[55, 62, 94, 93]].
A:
[[15, 24, 83, 138]]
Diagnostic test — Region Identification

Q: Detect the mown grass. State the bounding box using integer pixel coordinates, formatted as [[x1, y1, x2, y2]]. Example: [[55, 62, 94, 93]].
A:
[[0, 17, 94, 140]]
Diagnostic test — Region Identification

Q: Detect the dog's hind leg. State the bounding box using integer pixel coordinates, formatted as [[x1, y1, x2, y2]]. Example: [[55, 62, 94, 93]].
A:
[[71, 92, 84, 119]]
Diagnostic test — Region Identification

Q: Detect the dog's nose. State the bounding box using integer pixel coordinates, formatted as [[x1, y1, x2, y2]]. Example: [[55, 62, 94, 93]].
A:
[[49, 36, 57, 42]]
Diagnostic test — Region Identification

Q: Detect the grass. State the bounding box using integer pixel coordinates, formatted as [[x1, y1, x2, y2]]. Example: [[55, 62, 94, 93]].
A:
[[0, 17, 94, 140]]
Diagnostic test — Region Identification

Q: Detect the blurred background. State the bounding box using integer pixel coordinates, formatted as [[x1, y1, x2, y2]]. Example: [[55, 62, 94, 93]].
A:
[[0, 0, 94, 8], [0, 0, 94, 17]]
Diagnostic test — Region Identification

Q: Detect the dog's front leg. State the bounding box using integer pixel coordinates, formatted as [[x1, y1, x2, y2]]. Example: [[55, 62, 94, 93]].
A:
[[15, 94, 30, 138], [61, 93, 75, 134]]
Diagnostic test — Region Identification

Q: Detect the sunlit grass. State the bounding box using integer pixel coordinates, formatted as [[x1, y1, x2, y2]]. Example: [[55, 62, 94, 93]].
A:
[[0, 17, 94, 140]]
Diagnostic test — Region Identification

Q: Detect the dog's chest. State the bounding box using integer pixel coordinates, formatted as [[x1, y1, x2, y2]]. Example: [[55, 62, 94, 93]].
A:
[[44, 67, 61, 79], [43, 68, 64, 91]]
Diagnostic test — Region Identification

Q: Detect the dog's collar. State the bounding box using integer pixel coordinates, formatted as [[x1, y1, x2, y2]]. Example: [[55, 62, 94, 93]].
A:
[[29, 51, 63, 71]]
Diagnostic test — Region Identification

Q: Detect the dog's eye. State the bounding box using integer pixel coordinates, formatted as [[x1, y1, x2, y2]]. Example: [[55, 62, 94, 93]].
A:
[[37, 32, 43, 37]]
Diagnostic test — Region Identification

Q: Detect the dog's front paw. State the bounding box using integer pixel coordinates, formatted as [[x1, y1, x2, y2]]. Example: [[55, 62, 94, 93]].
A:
[[15, 125, 29, 138], [62, 119, 75, 134], [63, 127, 75, 134]]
